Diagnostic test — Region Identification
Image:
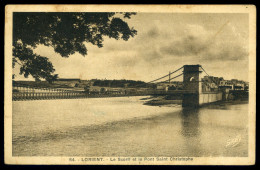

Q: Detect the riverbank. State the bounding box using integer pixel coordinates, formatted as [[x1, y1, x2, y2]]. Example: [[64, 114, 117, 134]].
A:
[[141, 95, 248, 107]]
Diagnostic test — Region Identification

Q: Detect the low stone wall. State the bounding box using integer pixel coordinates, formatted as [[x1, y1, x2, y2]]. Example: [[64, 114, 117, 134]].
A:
[[199, 92, 223, 105], [182, 92, 223, 107]]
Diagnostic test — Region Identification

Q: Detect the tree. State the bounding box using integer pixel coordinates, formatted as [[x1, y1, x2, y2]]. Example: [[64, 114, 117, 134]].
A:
[[13, 12, 137, 81], [84, 85, 90, 93]]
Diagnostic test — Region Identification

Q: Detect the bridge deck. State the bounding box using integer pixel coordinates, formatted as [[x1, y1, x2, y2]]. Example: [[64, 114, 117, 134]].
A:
[[148, 90, 197, 95]]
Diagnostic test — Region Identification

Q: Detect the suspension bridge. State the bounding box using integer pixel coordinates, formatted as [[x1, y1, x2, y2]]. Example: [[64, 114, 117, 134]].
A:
[[142, 64, 223, 106], [12, 64, 225, 107]]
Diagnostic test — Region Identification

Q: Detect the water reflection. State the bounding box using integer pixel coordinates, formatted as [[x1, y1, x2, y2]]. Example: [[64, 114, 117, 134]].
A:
[[180, 107, 200, 137], [180, 107, 202, 156]]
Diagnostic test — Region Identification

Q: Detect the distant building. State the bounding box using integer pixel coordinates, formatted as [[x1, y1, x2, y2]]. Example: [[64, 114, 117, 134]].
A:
[[219, 79, 247, 91], [53, 78, 81, 87], [202, 76, 221, 85], [231, 79, 239, 84], [234, 83, 245, 90], [53, 78, 98, 88], [201, 76, 248, 92], [77, 80, 95, 88], [219, 80, 234, 92], [156, 81, 183, 90], [201, 76, 219, 92]]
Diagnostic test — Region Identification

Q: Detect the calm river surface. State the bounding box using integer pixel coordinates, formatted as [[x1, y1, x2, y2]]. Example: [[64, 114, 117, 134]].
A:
[[12, 96, 248, 157]]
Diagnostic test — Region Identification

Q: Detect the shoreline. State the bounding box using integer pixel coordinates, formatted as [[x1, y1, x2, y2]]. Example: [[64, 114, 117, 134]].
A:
[[141, 96, 182, 106], [141, 96, 248, 107]]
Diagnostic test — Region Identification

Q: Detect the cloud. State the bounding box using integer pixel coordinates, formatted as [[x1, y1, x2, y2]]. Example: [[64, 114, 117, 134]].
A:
[[13, 13, 249, 82], [160, 35, 211, 56], [159, 23, 248, 62], [146, 26, 160, 38], [205, 42, 248, 61]]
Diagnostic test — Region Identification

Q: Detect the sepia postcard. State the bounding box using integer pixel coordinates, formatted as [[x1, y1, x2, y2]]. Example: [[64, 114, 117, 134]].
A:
[[4, 5, 256, 165]]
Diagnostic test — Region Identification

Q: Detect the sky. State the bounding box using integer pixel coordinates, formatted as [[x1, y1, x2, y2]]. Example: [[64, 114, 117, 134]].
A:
[[13, 13, 249, 82]]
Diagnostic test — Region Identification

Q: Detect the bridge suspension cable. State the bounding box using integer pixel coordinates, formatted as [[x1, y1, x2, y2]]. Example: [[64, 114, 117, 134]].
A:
[[158, 73, 183, 83], [200, 66, 219, 86], [200, 66, 210, 76], [146, 66, 183, 84]]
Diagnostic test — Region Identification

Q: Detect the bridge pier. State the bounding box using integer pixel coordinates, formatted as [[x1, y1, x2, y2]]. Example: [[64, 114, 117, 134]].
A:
[[182, 93, 199, 107], [182, 65, 222, 107], [182, 65, 202, 107]]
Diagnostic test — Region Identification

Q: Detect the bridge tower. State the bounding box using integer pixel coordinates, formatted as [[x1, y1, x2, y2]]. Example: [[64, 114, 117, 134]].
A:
[[182, 65, 202, 107]]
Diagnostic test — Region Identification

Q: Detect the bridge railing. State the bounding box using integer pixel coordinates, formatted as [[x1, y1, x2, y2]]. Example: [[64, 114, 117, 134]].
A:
[[12, 84, 154, 101], [12, 84, 205, 101], [146, 89, 197, 95]]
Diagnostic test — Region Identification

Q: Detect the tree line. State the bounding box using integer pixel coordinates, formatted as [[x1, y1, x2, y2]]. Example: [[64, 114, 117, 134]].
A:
[[92, 79, 156, 88]]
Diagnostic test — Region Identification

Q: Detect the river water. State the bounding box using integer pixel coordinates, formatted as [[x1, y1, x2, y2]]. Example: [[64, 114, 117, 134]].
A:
[[12, 96, 248, 157]]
